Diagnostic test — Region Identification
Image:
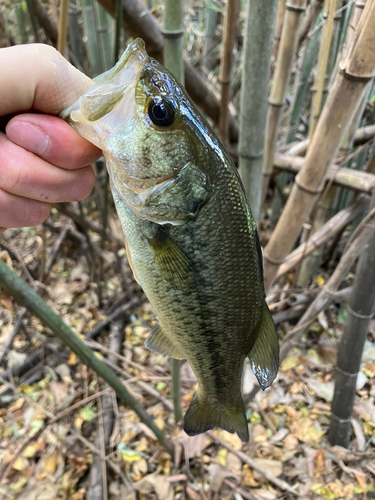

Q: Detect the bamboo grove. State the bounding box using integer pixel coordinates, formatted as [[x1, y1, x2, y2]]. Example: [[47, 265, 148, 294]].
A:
[[0, 0, 375, 487]]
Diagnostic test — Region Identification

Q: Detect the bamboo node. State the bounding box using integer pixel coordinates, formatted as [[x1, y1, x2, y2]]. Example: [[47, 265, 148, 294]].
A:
[[347, 303, 374, 321], [295, 175, 324, 195], [335, 364, 359, 379], [330, 412, 352, 423], [338, 65, 374, 82], [240, 151, 264, 160], [263, 253, 284, 266], [162, 29, 185, 39], [285, 1, 307, 13]]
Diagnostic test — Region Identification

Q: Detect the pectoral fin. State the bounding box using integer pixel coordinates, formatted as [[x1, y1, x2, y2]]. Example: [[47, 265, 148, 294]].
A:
[[248, 302, 279, 390], [147, 227, 198, 291], [145, 322, 185, 360]]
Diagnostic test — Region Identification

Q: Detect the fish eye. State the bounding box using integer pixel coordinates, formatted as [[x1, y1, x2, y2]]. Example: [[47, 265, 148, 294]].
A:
[[148, 98, 175, 127]]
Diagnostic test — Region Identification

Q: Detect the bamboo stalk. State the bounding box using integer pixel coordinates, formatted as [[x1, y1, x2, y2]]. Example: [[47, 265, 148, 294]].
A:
[[238, 0, 278, 224], [68, 0, 85, 69], [219, 0, 239, 144], [25, 0, 40, 42], [57, 0, 69, 55], [96, 0, 239, 143], [279, 205, 375, 360], [275, 193, 369, 279], [114, 0, 122, 64], [274, 154, 375, 193], [95, 1, 115, 70], [81, 0, 104, 77], [163, 0, 185, 425], [298, 0, 324, 48], [272, 0, 286, 60], [329, 191, 375, 448], [203, 4, 218, 72], [0, 259, 172, 453], [263, 0, 375, 293], [310, 0, 336, 137], [286, 14, 321, 144], [283, 123, 375, 157], [262, 0, 307, 206], [296, 186, 337, 285], [16, 2, 28, 44]]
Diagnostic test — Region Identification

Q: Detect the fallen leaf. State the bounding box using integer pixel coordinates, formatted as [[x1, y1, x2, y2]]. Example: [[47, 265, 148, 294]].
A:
[[252, 459, 282, 479], [134, 470, 174, 500], [208, 463, 225, 493], [226, 452, 242, 473], [313, 449, 326, 477], [352, 419, 366, 451], [307, 379, 334, 402], [217, 448, 227, 467], [12, 457, 29, 471], [216, 429, 242, 451]]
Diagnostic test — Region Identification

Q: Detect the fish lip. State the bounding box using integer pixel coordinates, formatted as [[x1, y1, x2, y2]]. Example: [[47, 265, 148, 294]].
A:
[[59, 38, 149, 122]]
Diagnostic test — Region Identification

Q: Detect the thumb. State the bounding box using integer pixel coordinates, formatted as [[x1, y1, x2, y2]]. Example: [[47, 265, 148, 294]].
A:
[[0, 44, 94, 116]]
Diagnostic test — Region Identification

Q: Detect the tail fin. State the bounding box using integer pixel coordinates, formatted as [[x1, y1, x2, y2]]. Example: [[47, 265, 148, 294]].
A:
[[183, 393, 249, 442], [248, 301, 279, 390]]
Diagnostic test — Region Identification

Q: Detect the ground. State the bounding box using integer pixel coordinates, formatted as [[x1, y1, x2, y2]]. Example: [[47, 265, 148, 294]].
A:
[[1, 202, 375, 500]]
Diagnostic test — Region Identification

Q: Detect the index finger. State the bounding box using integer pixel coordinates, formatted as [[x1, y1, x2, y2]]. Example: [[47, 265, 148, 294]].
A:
[[0, 44, 94, 116]]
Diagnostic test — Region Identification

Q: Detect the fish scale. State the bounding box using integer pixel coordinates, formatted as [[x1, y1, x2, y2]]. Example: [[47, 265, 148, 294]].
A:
[[62, 38, 279, 441]]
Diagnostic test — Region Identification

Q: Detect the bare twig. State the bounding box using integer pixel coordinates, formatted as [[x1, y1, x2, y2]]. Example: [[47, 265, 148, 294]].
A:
[[206, 431, 298, 495], [0, 308, 27, 365]]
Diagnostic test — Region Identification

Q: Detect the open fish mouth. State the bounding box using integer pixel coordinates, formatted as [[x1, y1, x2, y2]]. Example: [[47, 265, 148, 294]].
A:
[[60, 38, 148, 145]]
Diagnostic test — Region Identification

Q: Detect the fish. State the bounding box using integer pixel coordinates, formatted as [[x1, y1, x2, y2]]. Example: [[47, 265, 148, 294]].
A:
[[61, 38, 279, 442]]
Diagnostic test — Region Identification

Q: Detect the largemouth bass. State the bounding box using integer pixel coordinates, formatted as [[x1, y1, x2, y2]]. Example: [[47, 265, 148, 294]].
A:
[[62, 39, 279, 442]]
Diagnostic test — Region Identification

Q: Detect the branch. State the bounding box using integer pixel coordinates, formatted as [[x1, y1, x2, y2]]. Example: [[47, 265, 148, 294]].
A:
[[0, 258, 172, 454]]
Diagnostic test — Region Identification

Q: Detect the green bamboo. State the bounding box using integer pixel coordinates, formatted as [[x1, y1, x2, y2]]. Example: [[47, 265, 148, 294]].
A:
[[25, 0, 40, 42], [238, 0, 278, 225], [16, 2, 28, 44], [68, 0, 85, 69], [80, 0, 103, 77], [329, 190, 375, 448], [95, 1, 115, 70], [203, 4, 218, 72], [114, 0, 122, 64], [0, 258, 172, 453], [163, 0, 184, 425], [287, 15, 322, 144]]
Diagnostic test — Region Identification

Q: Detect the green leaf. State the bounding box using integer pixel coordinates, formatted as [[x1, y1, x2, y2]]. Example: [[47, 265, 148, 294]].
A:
[[156, 381, 167, 391], [79, 403, 96, 421], [337, 305, 348, 325]]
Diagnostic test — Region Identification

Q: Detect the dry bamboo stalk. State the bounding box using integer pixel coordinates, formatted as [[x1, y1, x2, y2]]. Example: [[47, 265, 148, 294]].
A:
[[274, 154, 375, 193], [218, 0, 239, 144], [272, 0, 286, 60], [262, 0, 307, 205], [263, 0, 375, 293], [238, 0, 278, 224], [341, 0, 366, 61], [298, 0, 324, 48], [310, 0, 336, 137], [329, 191, 375, 448], [285, 123, 375, 157], [275, 194, 369, 278], [280, 205, 375, 360], [57, 0, 69, 56]]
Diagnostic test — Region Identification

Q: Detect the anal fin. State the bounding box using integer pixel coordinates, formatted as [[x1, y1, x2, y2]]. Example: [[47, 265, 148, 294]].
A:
[[248, 302, 279, 390], [145, 322, 185, 360]]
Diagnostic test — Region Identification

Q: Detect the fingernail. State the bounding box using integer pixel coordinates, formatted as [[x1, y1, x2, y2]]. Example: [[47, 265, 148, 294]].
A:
[[6, 121, 51, 157]]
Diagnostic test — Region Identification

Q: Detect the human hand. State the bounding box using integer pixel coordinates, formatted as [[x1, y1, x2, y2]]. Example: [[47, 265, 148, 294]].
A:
[[0, 44, 101, 234]]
